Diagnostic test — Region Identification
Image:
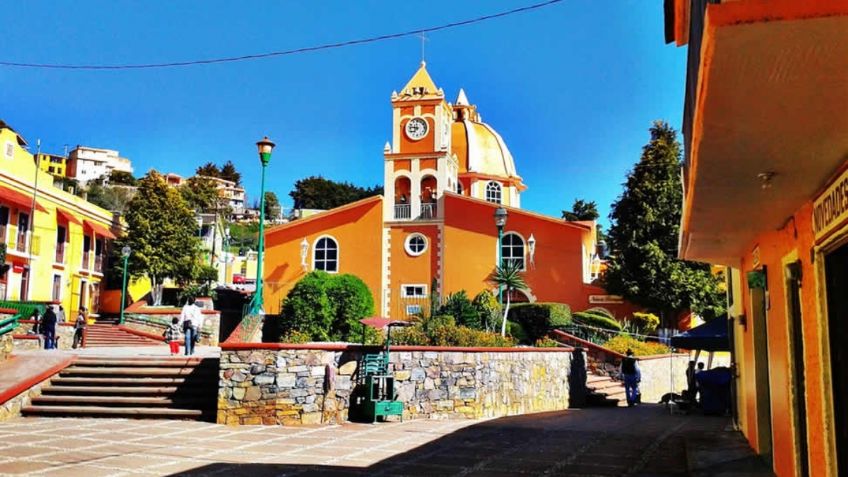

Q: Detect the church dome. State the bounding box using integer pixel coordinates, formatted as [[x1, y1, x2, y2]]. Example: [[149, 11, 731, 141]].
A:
[[450, 89, 520, 180]]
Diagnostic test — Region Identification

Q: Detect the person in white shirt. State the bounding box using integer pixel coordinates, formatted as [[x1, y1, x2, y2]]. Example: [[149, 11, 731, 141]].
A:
[[179, 298, 203, 355]]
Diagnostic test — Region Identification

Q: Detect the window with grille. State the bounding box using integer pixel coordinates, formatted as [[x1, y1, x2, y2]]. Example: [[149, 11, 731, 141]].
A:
[[486, 181, 502, 204], [501, 233, 525, 270], [313, 236, 339, 272]]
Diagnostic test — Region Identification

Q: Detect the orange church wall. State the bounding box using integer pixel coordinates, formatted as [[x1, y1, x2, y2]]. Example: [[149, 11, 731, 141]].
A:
[[420, 158, 437, 171], [262, 197, 384, 316], [732, 199, 833, 477], [399, 115, 437, 154], [393, 160, 411, 173], [441, 194, 604, 312], [388, 225, 440, 318]]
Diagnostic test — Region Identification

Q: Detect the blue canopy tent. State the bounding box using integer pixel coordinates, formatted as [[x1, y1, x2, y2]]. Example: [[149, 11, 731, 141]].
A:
[[670, 316, 730, 352]]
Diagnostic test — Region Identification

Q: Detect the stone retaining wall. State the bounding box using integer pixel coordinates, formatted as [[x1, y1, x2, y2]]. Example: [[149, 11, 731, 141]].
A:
[[124, 312, 220, 346], [0, 334, 11, 362], [0, 375, 52, 422], [218, 346, 573, 426], [636, 354, 690, 403], [13, 322, 76, 351]]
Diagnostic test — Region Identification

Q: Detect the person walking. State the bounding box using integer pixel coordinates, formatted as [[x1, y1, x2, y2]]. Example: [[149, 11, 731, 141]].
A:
[[56, 305, 66, 324], [685, 360, 697, 402], [621, 349, 641, 407], [180, 298, 200, 356], [42, 306, 57, 350], [164, 317, 181, 355], [72, 307, 87, 349]]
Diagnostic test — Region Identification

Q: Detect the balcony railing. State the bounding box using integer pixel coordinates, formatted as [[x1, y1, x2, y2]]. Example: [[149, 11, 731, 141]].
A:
[[55, 242, 65, 264], [15, 233, 26, 253], [394, 204, 411, 220], [420, 203, 437, 220], [94, 255, 104, 273]]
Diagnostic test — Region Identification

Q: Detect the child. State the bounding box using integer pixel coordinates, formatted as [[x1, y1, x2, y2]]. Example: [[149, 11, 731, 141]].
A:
[[164, 317, 181, 355]]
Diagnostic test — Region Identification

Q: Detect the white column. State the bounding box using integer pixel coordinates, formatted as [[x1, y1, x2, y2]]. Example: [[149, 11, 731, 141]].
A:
[[410, 160, 421, 219]]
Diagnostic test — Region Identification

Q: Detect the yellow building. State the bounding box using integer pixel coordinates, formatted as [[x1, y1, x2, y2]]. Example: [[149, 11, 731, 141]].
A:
[[36, 153, 68, 178], [0, 120, 119, 317]]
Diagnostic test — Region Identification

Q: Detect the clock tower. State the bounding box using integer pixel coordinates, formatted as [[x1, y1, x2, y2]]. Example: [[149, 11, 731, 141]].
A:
[[383, 62, 459, 222]]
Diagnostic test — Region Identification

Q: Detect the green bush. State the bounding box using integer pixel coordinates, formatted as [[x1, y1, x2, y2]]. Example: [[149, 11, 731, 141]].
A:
[[534, 336, 560, 348], [437, 291, 481, 329], [573, 310, 623, 331], [472, 290, 502, 332], [280, 271, 374, 342], [604, 334, 670, 356], [585, 307, 615, 319], [422, 314, 456, 334], [628, 312, 660, 332], [393, 321, 516, 347], [508, 303, 572, 342], [506, 321, 528, 343], [325, 274, 375, 341]]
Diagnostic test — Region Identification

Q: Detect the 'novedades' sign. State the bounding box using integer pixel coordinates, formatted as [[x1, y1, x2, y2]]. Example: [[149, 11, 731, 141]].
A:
[[813, 167, 848, 241]]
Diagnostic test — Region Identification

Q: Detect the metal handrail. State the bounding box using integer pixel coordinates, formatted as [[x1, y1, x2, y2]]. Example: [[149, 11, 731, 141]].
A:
[[420, 203, 437, 220], [0, 311, 22, 336], [394, 204, 411, 220]]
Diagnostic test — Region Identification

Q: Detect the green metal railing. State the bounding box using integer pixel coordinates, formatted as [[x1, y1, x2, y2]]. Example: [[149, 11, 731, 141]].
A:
[[0, 300, 48, 320], [0, 312, 21, 336]]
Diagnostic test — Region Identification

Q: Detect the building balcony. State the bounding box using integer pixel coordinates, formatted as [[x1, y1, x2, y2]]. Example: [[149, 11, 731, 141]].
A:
[[55, 243, 65, 264], [94, 255, 104, 273], [420, 203, 437, 220], [394, 204, 411, 220]]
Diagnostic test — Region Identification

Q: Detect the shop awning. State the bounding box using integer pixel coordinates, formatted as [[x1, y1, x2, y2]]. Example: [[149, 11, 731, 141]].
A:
[[56, 208, 81, 225], [83, 220, 117, 240], [0, 184, 46, 212], [670, 316, 730, 352]]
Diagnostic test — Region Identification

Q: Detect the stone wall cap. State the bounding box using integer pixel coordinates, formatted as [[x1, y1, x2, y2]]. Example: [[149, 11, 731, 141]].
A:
[[220, 343, 575, 353]]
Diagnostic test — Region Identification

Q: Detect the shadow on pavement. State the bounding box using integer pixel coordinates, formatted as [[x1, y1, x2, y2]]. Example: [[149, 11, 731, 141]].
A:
[[167, 405, 774, 477]]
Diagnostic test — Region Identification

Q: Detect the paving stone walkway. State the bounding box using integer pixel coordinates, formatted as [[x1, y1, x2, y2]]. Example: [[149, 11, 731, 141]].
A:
[[0, 405, 773, 476]]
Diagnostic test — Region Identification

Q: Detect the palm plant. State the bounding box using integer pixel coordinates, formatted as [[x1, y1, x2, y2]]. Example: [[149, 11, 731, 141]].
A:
[[488, 260, 528, 337]]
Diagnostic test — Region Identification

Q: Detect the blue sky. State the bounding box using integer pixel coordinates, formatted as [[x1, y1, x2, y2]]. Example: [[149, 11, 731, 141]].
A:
[[1, 1, 686, 227]]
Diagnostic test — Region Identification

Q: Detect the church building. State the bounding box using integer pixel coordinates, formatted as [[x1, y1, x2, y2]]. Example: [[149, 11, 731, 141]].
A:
[[262, 63, 635, 319]]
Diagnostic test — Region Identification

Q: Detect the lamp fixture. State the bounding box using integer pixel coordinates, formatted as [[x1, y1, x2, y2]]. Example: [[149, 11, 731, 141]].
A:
[[300, 238, 310, 271], [527, 234, 536, 269]]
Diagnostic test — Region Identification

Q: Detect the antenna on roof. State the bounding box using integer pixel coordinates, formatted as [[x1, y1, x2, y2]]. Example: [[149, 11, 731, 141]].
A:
[[417, 32, 429, 64]]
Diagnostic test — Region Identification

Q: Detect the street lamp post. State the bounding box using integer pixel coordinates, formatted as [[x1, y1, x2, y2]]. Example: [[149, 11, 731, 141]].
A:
[[494, 207, 508, 304], [249, 136, 275, 315], [119, 246, 131, 324]]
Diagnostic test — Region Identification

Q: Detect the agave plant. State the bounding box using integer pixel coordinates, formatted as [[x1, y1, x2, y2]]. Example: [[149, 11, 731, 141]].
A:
[[488, 260, 528, 337]]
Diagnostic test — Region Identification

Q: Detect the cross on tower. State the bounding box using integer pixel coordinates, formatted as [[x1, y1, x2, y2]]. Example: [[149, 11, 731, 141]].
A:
[[417, 32, 429, 63]]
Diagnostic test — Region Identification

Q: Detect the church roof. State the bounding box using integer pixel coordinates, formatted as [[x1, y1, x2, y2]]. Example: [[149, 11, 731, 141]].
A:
[[396, 62, 443, 100]]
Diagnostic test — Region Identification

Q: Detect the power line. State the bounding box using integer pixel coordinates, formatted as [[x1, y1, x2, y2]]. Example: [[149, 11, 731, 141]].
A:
[[0, 0, 563, 71]]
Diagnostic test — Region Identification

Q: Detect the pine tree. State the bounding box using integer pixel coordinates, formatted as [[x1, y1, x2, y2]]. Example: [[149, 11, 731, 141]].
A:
[[116, 171, 201, 305], [219, 161, 242, 185], [604, 121, 725, 327], [195, 162, 220, 178]]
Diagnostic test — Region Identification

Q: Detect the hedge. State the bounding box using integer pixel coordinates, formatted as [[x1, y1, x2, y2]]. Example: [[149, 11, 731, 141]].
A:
[[508, 303, 572, 343], [573, 310, 623, 331], [604, 334, 669, 356]]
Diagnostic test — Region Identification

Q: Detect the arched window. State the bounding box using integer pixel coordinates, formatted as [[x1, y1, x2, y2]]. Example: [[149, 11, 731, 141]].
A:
[[501, 233, 525, 270], [313, 236, 338, 272], [486, 181, 502, 204], [456, 181, 464, 195]]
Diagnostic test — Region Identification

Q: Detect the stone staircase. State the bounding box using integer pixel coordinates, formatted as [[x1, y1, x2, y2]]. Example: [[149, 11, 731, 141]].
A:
[[22, 356, 219, 420], [84, 324, 160, 348], [586, 373, 627, 407]]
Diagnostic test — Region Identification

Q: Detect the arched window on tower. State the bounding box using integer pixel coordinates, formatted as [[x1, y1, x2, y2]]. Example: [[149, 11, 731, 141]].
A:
[[486, 181, 502, 204], [501, 233, 525, 270], [313, 236, 339, 272], [456, 181, 464, 195]]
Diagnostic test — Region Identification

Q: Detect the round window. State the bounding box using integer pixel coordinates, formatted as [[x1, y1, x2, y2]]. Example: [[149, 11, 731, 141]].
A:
[[405, 234, 427, 256]]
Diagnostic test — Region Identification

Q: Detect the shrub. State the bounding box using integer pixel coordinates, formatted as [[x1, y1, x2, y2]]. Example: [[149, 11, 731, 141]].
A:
[[422, 314, 456, 334], [325, 274, 375, 341], [585, 307, 615, 319], [604, 334, 670, 356], [508, 303, 572, 342], [280, 271, 374, 342], [573, 310, 623, 331], [472, 290, 502, 332], [437, 291, 481, 329], [281, 330, 311, 344], [534, 336, 560, 348], [506, 321, 528, 343], [628, 312, 660, 333], [393, 321, 516, 347]]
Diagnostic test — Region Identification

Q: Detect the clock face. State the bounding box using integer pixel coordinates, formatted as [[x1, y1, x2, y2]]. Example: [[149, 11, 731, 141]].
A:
[[405, 117, 429, 140]]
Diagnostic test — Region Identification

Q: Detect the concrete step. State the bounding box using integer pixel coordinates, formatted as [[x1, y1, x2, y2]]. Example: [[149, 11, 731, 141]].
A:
[[587, 375, 612, 384], [73, 358, 214, 367], [586, 380, 623, 392], [41, 385, 211, 395], [60, 367, 213, 376], [21, 405, 207, 419], [50, 376, 192, 386], [31, 395, 212, 407]]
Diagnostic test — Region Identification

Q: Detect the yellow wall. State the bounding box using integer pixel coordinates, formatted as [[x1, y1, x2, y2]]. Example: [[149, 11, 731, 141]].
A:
[[0, 127, 121, 317], [36, 153, 67, 178]]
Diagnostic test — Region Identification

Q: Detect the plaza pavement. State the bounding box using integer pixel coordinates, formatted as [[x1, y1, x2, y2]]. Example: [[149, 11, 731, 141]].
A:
[[0, 405, 774, 477]]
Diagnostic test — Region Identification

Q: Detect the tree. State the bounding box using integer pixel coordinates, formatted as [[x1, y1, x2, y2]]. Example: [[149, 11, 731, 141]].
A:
[[289, 176, 382, 210], [219, 160, 241, 185], [603, 121, 725, 327], [108, 170, 138, 186], [562, 199, 600, 221], [115, 171, 201, 305], [180, 176, 220, 213], [281, 271, 374, 341], [85, 182, 135, 213], [195, 162, 220, 178], [264, 191, 281, 220], [488, 260, 528, 337]]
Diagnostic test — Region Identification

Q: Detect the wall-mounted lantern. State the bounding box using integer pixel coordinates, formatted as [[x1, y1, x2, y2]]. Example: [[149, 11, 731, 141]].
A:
[[300, 238, 310, 271], [527, 234, 536, 269]]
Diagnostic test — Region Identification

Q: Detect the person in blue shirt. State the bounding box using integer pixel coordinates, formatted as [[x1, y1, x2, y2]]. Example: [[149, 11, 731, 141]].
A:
[[621, 349, 641, 407]]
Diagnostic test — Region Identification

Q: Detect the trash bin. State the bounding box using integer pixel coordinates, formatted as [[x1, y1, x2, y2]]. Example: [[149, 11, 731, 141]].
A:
[[696, 367, 732, 415]]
